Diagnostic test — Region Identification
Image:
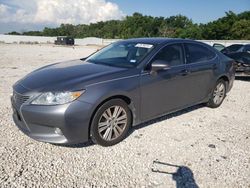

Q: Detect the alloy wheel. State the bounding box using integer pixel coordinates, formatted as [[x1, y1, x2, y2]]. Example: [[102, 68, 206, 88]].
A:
[[98, 106, 128, 141], [213, 82, 226, 105]]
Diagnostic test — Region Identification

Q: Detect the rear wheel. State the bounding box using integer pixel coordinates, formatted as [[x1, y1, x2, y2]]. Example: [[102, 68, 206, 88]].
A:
[[207, 79, 226, 108], [90, 99, 132, 147]]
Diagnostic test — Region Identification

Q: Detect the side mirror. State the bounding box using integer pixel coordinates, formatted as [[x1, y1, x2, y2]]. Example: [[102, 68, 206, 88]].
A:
[[213, 43, 226, 52], [151, 60, 171, 72], [80, 57, 87, 61]]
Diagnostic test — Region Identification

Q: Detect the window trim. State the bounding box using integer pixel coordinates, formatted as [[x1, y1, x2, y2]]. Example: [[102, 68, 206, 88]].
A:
[[144, 42, 186, 70], [183, 42, 218, 65]]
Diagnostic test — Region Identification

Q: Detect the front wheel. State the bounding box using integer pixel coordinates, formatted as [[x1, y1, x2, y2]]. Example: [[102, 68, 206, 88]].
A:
[[207, 79, 227, 108], [90, 99, 132, 147]]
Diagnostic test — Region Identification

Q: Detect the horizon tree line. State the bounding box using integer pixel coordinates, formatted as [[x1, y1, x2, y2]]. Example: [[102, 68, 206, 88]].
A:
[[8, 11, 250, 40]]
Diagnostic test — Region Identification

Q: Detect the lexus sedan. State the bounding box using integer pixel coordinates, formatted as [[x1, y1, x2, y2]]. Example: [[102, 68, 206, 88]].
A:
[[11, 38, 235, 146]]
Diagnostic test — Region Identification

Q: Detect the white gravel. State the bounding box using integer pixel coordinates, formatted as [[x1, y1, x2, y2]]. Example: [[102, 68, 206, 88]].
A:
[[0, 44, 249, 188]]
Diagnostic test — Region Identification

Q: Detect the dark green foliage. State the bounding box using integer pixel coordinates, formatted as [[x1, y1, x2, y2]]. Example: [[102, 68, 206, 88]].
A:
[[8, 31, 21, 35], [7, 11, 250, 40], [201, 11, 250, 40], [22, 31, 43, 36], [231, 19, 250, 39]]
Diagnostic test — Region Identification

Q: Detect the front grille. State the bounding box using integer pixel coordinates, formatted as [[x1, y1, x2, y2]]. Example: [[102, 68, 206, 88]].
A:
[[13, 92, 31, 109]]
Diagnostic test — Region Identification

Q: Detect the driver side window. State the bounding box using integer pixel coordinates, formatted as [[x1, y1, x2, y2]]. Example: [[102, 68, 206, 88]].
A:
[[152, 44, 184, 66]]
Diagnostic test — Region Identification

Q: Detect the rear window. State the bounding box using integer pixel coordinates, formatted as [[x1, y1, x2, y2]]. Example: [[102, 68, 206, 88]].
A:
[[185, 43, 216, 64]]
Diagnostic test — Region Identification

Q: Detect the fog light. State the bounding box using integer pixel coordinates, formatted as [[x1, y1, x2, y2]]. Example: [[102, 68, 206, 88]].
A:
[[55, 128, 63, 135]]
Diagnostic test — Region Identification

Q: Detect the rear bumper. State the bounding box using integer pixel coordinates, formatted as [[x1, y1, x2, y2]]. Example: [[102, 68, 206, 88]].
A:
[[227, 74, 235, 93], [226, 66, 235, 93], [11, 97, 94, 144]]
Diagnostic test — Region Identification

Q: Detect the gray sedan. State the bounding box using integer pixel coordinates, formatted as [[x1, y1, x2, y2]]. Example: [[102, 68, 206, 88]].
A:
[[11, 38, 235, 146]]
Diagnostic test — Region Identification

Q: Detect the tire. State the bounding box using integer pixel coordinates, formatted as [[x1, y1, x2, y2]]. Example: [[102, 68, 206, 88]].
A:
[[90, 99, 132, 147], [207, 79, 227, 108]]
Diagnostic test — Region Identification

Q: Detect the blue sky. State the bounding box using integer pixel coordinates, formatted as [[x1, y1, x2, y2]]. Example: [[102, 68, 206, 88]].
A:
[[110, 0, 250, 23], [0, 0, 249, 33]]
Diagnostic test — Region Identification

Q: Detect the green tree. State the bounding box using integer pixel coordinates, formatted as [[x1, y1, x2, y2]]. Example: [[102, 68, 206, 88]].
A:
[[23, 31, 43, 36], [42, 27, 59, 36], [159, 26, 177, 37], [7, 10, 250, 40], [202, 11, 239, 39], [178, 24, 202, 39], [165, 15, 193, 29], [231, 19, 250, 39], [8, 31, 21, 35], [58, 24, 75, 36]]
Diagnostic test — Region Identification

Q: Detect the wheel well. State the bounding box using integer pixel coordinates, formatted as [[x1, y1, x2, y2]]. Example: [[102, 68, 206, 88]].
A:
[[103, 95, 132, 105], [88, 95, 132, 139], [219, 76, 229, 83], [218, 75, 229, 89]]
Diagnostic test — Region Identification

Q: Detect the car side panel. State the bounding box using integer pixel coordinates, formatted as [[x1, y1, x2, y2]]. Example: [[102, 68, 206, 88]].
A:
[[140, 64, 199, 121], [77, 73, 141, 126], [184, 58, 219, 104]]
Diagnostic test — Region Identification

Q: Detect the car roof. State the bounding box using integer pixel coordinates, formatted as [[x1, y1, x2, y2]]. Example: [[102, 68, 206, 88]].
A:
[[121, 38, 195, 45]]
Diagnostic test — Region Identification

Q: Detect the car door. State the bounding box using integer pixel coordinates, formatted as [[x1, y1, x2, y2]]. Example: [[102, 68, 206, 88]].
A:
[[140, 43, 191, 121], [183, 42, 218, 104]]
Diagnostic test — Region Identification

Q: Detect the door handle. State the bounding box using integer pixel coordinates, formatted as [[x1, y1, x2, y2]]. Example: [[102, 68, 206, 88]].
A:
[[179, 69, 190, 76]]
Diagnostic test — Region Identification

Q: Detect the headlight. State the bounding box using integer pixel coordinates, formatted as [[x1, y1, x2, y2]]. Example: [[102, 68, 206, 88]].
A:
[[243, 63, 250, 67], [31, 90, 85, 105]]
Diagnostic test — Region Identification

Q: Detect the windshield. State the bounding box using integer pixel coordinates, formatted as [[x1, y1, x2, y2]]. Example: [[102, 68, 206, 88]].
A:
[[86, 42, 155, 68], [221, 44, 243, 53]]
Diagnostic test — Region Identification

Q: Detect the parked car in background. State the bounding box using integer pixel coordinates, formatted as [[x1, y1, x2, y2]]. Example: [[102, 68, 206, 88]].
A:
[[55, 36, 75, 46], [213, 43, 250, 76], [11, 38, 235, 147]]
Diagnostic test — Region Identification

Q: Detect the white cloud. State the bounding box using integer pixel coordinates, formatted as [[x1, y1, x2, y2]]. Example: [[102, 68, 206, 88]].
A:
[[0, 0, 124, 25], [0, 4, 10, 18]]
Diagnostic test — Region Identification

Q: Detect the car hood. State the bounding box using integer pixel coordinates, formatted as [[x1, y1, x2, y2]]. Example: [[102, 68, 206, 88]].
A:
[[226, 52, 250, 64], [17, 59, 127, 92]]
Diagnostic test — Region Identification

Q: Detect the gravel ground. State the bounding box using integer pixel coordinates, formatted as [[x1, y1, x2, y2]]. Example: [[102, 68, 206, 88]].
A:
[[0, 44, 249, 188]]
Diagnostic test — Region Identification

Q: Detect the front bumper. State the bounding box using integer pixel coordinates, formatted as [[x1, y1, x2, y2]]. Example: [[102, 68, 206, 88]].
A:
[[235, 65, 250, 76], [11, 95, 94, 144], [235, 71, 250, 76]]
